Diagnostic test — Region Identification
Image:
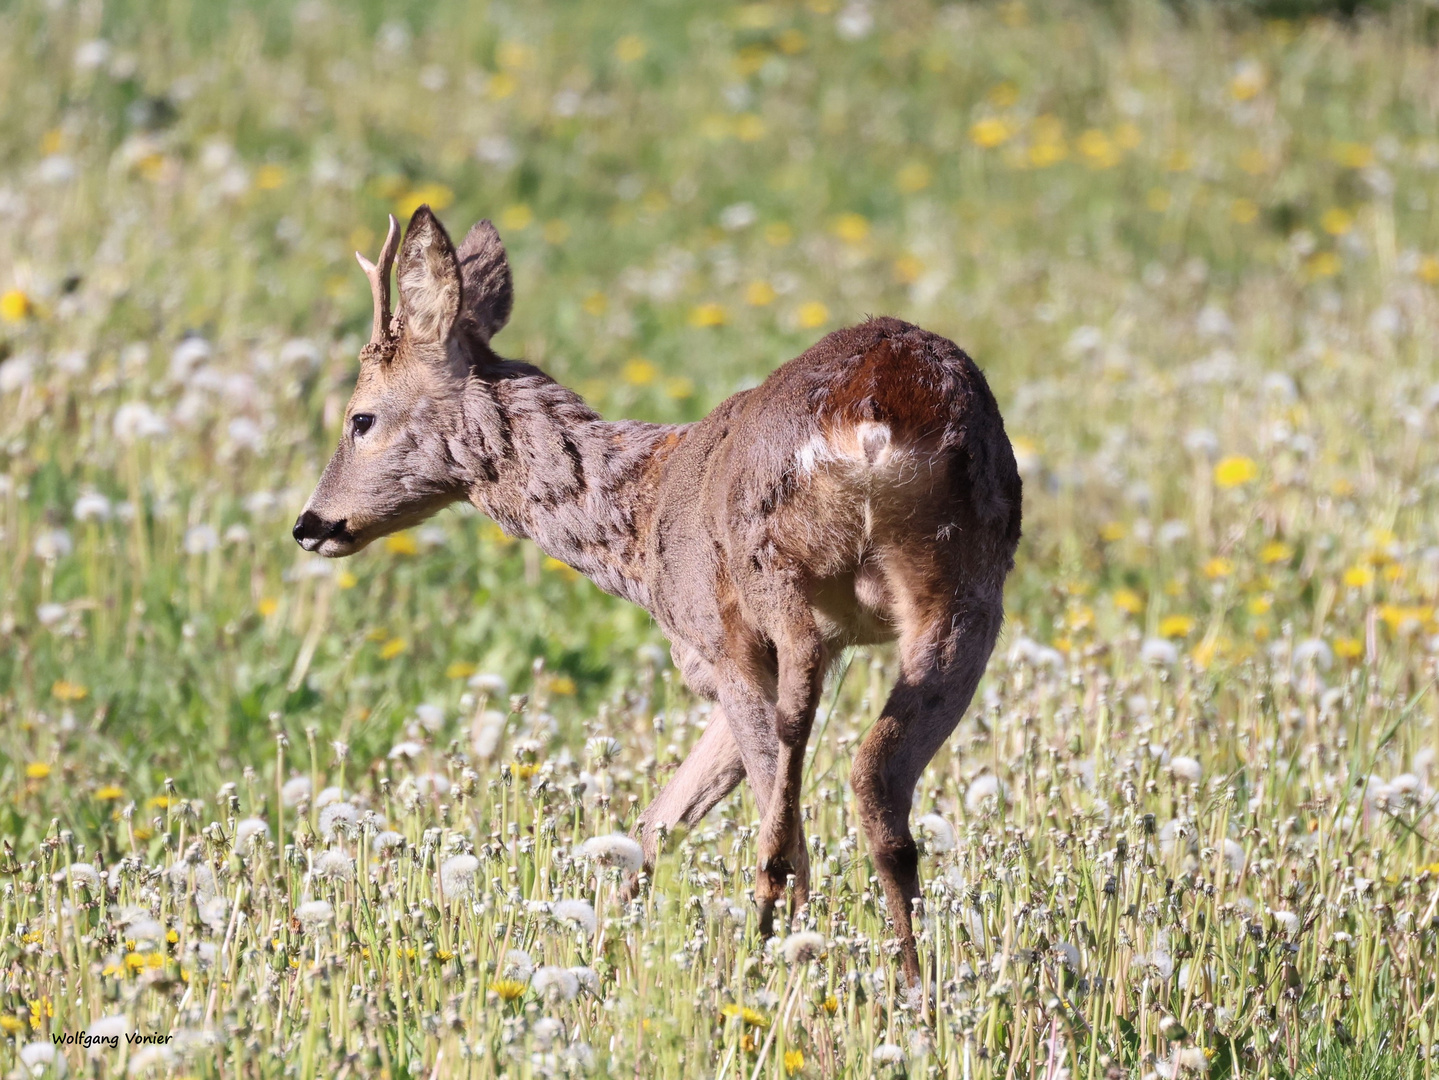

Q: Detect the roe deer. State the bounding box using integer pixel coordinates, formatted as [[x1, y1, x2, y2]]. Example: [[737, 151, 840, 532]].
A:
[[294, 206, 1022, 986]]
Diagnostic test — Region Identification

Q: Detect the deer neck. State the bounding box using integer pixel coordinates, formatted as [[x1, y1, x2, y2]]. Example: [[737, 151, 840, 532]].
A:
[[453, 364, 675, 607]]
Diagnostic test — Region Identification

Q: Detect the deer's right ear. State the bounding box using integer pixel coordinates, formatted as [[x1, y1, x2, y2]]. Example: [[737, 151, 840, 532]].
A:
[[456, 219, 513, 345], [396, 205, 462, 345]]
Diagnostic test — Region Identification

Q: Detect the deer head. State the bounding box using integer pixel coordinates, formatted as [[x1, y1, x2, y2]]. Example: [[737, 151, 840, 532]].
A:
[[293, 205, 513, 555]]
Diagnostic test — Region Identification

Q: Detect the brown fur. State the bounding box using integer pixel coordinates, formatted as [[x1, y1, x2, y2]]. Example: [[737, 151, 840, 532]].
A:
[[295, 207, 1023, 987]]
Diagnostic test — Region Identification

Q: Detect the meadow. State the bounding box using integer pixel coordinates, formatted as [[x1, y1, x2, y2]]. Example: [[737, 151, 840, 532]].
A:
[[3, 0, 1439, 1075]]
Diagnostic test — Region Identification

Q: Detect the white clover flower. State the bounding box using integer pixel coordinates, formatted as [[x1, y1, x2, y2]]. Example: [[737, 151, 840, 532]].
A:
[[373, 830, 406, 853], [916, 813, 956, 853], [581, 833, 643, 872], [318, 801, 359, 841], [467, 672, 508, 698], [440, 854, 480, 895], [872, 1044, 906, 1066], [294, 899, 334, 929], [1169, 756, 1203, 784], [532, 965, 580, 1001], [780, 931, 826, 965], [73, 492, 112, 522], [964, 774, 1008, 814], [234, 818, 269, 848], [1141, 637, 1179, 667], [313, 850, 354, 881], [388, 740, 424, 760], [280, 776, 311, 807], [65, 862, 101, 891]]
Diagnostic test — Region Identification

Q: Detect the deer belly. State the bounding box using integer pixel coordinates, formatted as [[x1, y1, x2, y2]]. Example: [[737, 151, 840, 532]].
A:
[[810, 565, 896, 646]]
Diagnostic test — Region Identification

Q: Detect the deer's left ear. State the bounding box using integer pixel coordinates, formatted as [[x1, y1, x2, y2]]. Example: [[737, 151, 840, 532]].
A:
[[396, 205, 462, 344]]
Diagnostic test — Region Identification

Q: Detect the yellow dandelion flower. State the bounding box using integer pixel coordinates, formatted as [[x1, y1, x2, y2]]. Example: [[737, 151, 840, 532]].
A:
[[689, 303, 726, 328], [1320, 208, 1353, 236], [735, 114, 766, 141], [623, 358, 657, 385], [549, 675, 577, 695], [95, 785, 124, 801], [1213, 456, 1257, 488], [720, 1004, 771, 1028], [1247, 596, 1272, 616], [764, 222, 793, 247], [395, 183, 454, 218], [380, 638, 408, 660], [666, 377, 694, 399], [1260, 542, 1293, 564], [821, 994, 839, 1015], [1099, 522, 1127, 542], [0, 289, 32, 322], [1330, 142, 1373, 169], [446, 662, 476, 680], [1159, 615, 1195, 639], [385, 532, 418, 555], [0, 1016, 23, 1034], [746, 280, 777, 307], [51, 679, 88, 702], [1114, 588, 1144, 615], [1203, 557, 1234, 579], [785, 1048, 805, 1074], [614, 34, 647, 62], [1334, 637, 1363, 659], [500, 203, 533, 231], [896, 161, 932, 192], [969, 117, 1013, 149], [25, 762, 50, 780], [337, 571, 357, 589], [148, 795, 172, 809], [830, 213, 870, 244], [1231, 198, 1259, 224], [496, 41, 533, 70], [796, 301, 830, 329], [582, 292, 607, 315], [1307, 252, 1341, 279], [1076, 129, 1119, 168], [1419, 256, 1439, 284], [892, 255, 923, 284], [256, 164, 287, 190], [490, 978, 527, 1000], [1342, 565, 1373, 589], [257, 598, 278, 617]]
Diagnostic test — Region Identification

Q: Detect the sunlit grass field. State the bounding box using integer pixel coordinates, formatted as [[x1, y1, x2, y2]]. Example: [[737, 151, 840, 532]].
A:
[[3, 0, 1439, 1076]]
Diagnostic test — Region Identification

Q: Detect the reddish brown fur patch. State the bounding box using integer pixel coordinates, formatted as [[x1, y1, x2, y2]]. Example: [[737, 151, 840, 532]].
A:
[[817, 336, 953, 445]]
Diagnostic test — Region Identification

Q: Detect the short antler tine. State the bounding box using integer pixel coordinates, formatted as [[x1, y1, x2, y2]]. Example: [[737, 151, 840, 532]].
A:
[[358, 215, 401, 348]]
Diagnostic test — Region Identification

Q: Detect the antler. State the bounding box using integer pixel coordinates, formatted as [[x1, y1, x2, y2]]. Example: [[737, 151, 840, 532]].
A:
[[356, 214, 400, 355]]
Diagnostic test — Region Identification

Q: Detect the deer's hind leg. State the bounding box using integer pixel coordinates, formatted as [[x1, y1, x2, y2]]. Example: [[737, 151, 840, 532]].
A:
[[636, 705, 747, 868], [851, 582, 1006, 987]]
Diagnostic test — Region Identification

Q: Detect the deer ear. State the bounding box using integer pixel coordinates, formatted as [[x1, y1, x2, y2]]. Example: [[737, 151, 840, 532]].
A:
[[396, 205, 462, 344], [456, 219, 513, 344]]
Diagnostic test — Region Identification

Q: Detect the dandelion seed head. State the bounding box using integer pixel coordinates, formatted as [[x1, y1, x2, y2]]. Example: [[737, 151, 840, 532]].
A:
[[234, 818, 269, 848], [467, 672, 508, 698], [581, 833, 644, 872], [313, 850, 354, 881], [294, 899, 334, 929], [280, 776, 311, 807], [964, 773, 1008, 814], [65, 862, 101, 891], [916, 813, 956, 853], [553, 898, 597, 936], [1169, 756, 1203, 784], [440, 854, 480, 894], [780, 931, 827, 965], [503, 948, 535, 979], [1141, 637, 1179, 667], [872, 1043, 906, 1066], [373, 830, 406, 853], [532, 965, 580, 1000], [20, 1042, 64, 1076], [569, 965, 600, 994], [388, 740, 424, 760], [318, 801, 359, 841]]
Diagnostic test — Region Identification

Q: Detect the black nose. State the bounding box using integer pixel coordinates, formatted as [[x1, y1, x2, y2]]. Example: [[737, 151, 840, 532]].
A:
[[293, 511, 345, 551]]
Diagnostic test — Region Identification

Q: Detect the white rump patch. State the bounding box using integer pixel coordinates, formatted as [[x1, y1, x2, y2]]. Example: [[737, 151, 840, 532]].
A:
[[795, 422, 897, 475]]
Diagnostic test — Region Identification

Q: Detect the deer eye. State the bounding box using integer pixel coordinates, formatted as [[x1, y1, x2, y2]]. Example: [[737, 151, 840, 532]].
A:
[[351, 413, 375, 437]]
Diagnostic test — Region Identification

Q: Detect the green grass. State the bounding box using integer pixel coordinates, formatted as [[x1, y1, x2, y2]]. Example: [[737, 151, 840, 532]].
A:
[[2, 0, 1439, 1076]]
